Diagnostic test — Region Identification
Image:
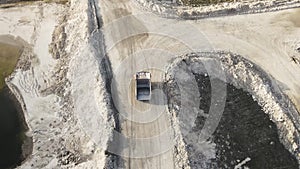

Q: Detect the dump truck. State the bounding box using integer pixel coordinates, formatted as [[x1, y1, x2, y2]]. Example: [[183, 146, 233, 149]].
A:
[[135, 71, 151, 101]]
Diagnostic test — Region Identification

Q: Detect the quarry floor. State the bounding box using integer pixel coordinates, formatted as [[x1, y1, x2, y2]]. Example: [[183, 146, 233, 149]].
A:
[[0, 0, 299, 168]]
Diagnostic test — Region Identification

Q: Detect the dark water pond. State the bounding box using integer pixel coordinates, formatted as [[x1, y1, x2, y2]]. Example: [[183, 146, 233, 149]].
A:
[[194, 74, 299, 169], [0, 86, 29, 169]]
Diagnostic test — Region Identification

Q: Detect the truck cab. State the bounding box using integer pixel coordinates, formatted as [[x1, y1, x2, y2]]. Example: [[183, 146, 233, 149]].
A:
[[135, 71, 151, 101]]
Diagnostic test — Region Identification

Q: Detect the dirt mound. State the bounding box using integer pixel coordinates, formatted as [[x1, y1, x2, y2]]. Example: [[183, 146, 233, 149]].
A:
[[134, 0, 300, 19], [165, 52, 300, 168]]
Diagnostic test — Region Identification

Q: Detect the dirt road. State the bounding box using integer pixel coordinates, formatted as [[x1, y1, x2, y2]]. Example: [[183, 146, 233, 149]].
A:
[[99, 0, 214, 168], [99, 1, 175, 168], [98, 0, 300, 168]]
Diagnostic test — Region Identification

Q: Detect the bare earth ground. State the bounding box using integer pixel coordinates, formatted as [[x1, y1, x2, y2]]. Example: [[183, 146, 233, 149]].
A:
[[99, 0, 300, 169], [0, 0, 299, 168]]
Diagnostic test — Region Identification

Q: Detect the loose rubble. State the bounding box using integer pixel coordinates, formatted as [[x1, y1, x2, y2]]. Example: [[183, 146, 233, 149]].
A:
[[134, 0, 300, 19], [165, 52, 300, 168]]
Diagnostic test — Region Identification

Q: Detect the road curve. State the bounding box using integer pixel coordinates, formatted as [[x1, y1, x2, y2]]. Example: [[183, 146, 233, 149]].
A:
[[98, 0, 214, 168], [98, 0, 300, 168]]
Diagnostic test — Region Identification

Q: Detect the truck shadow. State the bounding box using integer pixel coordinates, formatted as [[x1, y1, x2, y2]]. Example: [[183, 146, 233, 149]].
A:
[[146, 82, 167, 106]]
